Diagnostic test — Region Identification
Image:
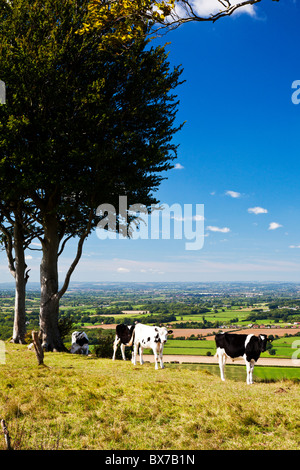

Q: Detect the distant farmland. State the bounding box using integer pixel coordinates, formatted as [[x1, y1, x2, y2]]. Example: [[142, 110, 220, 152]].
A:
[[94, 324, 300, 340]]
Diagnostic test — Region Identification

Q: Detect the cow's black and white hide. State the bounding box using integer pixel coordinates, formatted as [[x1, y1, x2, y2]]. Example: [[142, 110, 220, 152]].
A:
[[112, 324, 135, 360], [70, 331, 89, 355], [215, 332, 269, 384], [132, 323, 173, 370]]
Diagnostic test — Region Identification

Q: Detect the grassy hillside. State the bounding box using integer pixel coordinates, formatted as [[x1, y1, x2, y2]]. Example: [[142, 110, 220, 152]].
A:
[[0, 343, 299, 450]]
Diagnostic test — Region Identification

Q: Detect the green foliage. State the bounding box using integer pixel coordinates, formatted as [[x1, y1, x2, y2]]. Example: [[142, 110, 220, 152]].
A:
[[136, 312, 176, 325], [0, 0, 183, 217], [93, 330, 114, 358], [58, 317, 74, 341], [246, 308, 300, 323], [94, 329, 131, 359]]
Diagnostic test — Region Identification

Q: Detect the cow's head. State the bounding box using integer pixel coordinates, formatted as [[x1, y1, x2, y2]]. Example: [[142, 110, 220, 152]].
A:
[[259, 334, 269, 352], [157, 327, 173, 344]]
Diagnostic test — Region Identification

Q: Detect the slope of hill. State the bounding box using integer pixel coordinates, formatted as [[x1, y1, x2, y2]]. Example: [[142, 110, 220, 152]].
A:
[[0, 343, 299, 450]]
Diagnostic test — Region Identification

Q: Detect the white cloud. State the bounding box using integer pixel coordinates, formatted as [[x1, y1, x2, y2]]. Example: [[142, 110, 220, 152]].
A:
[[207, 225, 230, 233], [225, 190, 241, 198], [117, 267, 130, 273], [289, 245, 300, 249], [174, 163, 184, 170], [268, 222, 283, 231], [25, 255, 33, 260], [248, 206, 268, 215], [185, 1, 256, 18]]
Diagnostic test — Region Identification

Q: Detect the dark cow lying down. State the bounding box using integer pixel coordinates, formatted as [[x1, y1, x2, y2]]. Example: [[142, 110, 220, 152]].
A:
[[71, 331, 89, 355], [215, 332, 269, 384], [112, 324, 135, 361]]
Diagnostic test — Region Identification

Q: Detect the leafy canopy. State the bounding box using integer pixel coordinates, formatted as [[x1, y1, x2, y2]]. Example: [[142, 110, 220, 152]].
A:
[[78, 0, 176, 49], [0, 0, 183, 233], [78, 0, 279, 51]]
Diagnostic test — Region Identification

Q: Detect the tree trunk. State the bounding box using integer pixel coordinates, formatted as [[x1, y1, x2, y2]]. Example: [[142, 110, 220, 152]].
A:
[[38, 207, 93, 352], [12, 263, 27, 344], [12, 216, 28, 344], [39, 214, 66, 352]]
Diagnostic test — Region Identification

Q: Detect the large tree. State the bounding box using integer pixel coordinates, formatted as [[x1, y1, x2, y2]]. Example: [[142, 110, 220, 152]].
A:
[[0, 0, 278, 350], [0, 0, 183, 351]]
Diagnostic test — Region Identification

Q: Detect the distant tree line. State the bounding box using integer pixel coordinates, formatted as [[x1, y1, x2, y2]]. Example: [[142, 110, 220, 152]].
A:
[[246, 308, 300, 324]]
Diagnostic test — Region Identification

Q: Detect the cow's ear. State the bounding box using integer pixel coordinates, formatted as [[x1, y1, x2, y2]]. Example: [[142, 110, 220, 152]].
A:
[[168, 330, 173, 334]]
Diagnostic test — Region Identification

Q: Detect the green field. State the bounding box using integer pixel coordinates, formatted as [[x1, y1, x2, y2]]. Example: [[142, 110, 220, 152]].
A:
[[0, 343, 299, 450], [266, 336, 300, 358], [163, 339, 216, 356], [163, 337, 299, 359]]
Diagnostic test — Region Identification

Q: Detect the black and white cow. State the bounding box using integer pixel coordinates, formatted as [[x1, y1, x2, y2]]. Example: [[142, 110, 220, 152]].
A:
[[70, 331, 89, 355], [132, 323, 173, 370], [215, 332, 269, 384], [112, 324, 135, 361]]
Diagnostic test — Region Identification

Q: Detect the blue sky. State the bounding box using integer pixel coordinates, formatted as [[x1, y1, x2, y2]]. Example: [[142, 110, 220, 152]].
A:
[[1, 0, 300, 284]]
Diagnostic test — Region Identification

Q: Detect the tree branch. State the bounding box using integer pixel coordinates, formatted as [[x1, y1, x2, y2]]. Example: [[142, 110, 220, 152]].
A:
[[153, 0, 264, 32], [57, 234, 74, 257], [56, 209, 94, 301], [0, 224, 16, 278]]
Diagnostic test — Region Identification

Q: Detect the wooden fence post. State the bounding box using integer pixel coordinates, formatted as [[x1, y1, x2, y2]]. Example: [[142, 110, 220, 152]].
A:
[[1, 419, 12, 450], [32, 330, 44, 365]]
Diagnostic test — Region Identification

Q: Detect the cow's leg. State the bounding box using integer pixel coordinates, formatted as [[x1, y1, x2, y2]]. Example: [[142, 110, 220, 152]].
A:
[[159, 345, 164, 369], [152, 346, 159, 370], [245, 359, 255, 384], [112, 336, 120, 360], [139, 346, 144, 365], [120, 343, 126, 361], [217, 347, 226, 381], [132, 342, 138, 365]]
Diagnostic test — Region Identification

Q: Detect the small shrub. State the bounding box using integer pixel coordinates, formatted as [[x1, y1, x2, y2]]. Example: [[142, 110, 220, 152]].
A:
[[94, 330, 132, 359]]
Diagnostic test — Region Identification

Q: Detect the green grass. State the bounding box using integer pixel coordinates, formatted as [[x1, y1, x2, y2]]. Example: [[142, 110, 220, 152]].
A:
[[253, 366, 300, 382], [168, 363, 300, 382], [0, 343, 299, 450]]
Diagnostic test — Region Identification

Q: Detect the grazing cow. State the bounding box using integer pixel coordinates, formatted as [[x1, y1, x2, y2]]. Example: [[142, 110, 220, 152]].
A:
[[132, 323, 173, 370], [215, 332, 269, 384], [112, 324, 135, 360], [70, 331, 89, 355]]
